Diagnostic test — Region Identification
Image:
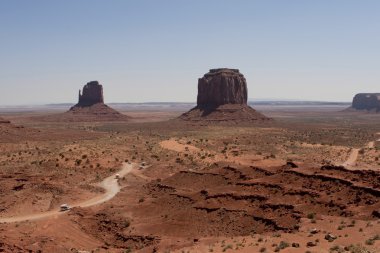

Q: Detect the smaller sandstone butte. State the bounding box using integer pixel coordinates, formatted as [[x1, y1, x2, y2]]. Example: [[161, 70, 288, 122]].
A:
[[179, 68, 269, 123], [63, 81, 130, 122], [350, 93, 380, 112], [34, 81, 130, 122], [77, 81, 104, 107]]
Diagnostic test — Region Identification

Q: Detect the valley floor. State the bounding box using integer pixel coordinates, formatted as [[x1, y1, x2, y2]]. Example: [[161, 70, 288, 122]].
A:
[[0, 106, 379, 252]]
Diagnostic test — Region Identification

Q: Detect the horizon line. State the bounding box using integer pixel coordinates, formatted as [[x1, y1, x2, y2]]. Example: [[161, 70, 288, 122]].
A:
[[0, 99, 352, 107]]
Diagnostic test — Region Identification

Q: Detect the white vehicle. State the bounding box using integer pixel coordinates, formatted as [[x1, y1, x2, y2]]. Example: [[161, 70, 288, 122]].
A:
[[60, 204, 70, 212], [115, 173, 120, 179]]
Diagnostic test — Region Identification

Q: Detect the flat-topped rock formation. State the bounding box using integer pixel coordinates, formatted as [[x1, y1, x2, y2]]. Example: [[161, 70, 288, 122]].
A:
[[350, 93, 380, 112], [179, 68, 269, 123], [197, 68, 247, 107]]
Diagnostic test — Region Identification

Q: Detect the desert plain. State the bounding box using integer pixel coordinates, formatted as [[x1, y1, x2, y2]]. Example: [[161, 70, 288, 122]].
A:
[[0, 103, 379, 253]]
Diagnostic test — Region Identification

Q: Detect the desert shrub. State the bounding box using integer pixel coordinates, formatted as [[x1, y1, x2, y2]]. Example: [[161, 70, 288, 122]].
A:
[[222, 244, 233, 252], [275, 241, 289, 251], [346, 244, 372, 253], [124, 220, 130, 228], [329, 245, 344, 252], [365, 234, 379, 245]]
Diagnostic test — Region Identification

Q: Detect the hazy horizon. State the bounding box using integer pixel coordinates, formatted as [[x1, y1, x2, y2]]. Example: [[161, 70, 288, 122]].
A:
[[0, 98, 353, 108], [1, 0, 380, 105]]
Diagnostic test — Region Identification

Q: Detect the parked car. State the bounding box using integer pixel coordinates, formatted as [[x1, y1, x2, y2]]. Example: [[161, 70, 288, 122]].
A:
[[60, 204, 70, 212]]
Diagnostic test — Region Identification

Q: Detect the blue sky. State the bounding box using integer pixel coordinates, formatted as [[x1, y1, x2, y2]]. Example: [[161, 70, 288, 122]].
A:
[[1, 0, 379, 105]]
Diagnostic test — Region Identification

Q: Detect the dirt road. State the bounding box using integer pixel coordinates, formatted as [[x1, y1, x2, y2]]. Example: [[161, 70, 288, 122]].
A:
[[342, 138, 377, 168], [0, 162, 134, 223], [342, 148, 360, 167]]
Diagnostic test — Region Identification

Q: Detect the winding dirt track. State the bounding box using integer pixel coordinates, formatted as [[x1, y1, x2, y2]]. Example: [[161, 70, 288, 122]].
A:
[[342, 138, 377, 168], [0, 162, 134, 223], [342, 148, 360, 168]]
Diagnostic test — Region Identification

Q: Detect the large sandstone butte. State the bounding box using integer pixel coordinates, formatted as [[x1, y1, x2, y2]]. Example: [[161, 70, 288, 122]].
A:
[[350, 93, 380, 112], [180, 68, 269, 123], [197, 68, 248, 107]]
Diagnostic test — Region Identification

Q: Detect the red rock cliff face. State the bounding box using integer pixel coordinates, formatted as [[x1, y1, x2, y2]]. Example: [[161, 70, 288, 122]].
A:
[[77, 81, 104, 107], [197, 68, 248, 108]]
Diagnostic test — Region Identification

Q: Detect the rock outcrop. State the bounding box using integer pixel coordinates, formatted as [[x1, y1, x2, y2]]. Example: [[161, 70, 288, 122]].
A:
[[179, 68, 269, 123], [76, 81, 104, 107], [351, 93, 380, 112]]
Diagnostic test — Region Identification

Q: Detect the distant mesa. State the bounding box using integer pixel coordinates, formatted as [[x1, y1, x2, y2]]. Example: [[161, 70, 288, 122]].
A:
[[179, 68, 270, 123], [349, 93, 380, 112]]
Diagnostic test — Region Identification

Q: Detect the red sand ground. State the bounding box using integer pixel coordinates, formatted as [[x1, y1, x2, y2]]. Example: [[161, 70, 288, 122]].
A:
[[0, 107, 379, 252]]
